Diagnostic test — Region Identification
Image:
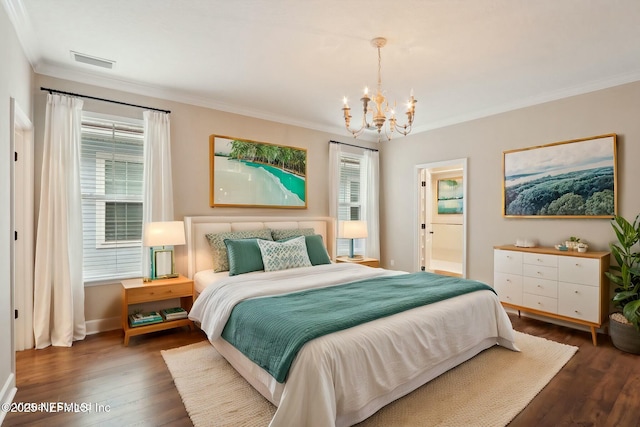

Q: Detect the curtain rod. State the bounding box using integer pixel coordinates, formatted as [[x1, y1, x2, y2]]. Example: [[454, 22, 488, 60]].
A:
[[40, 87, 171, 114], [329, 140, 379, 152]]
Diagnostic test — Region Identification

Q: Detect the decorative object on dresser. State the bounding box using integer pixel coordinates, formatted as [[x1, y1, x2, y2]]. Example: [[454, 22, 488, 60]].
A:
[[338, 220, 368, 259], [335, 256, 380, 268], [121, 275, 194, 345], [143, 221, 186, 280], [502, 134, 617, 218], [494, 245, 610, 346], [604, 215, 640, 354]]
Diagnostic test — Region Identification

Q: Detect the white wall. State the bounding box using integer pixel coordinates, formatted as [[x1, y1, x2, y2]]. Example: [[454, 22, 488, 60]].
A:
[[380, 81, 640, 286], [0, 2, 34, 416]]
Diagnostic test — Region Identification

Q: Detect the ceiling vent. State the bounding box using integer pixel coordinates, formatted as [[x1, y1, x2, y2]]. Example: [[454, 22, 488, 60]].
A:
[[71, 51, 115, 69]]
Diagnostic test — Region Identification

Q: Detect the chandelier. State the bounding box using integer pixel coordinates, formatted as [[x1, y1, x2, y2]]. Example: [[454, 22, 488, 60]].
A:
[[342, 37, 417, 141]]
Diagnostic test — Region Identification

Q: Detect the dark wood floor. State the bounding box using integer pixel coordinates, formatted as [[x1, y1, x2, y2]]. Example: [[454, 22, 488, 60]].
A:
[[4, 315, 639, 427]]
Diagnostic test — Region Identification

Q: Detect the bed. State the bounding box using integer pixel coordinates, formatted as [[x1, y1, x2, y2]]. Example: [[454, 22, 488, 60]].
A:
[[185, 216, 519, 427]]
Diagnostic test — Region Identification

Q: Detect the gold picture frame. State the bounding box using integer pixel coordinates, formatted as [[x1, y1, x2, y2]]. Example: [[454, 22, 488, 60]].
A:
[[502, 134, 617, 218], [209, 135, 307, 208]]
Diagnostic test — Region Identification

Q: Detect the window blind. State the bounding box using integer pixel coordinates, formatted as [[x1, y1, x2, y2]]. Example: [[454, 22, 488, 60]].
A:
[[337, 153, 365, 256], [80, 115, 144, 283]]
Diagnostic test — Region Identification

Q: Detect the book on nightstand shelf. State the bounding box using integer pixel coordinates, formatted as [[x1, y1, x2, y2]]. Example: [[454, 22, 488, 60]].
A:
[[161, 307, 188, 321], [129, 311, 163, 327]]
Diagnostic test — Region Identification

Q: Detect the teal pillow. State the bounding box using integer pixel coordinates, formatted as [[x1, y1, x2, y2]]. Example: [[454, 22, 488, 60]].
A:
[[279, 234, 331, 266], [205, 228, 273, 272], [224, 238, 266, 276], [271, 228, 315, 241], [257, 236, 312, 272]]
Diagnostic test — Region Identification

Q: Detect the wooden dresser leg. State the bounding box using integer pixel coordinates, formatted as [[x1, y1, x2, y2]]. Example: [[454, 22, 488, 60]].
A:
[[590, 326, 597, 346]]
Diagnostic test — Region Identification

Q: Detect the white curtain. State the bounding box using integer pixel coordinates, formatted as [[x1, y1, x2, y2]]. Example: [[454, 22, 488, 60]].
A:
[[33, 94, 85, 348], [361, 150, 380, 260], [328, 142, 341, 259], [142, 111, 174, 276]]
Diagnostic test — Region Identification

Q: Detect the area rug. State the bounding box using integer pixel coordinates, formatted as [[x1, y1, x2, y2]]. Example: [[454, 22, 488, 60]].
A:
[[161, 331, 577, 427]]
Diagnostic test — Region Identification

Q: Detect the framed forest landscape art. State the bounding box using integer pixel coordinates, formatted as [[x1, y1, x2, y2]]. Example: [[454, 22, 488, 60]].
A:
[[502, 134, 617, 218], [209, 135, 307, 208]]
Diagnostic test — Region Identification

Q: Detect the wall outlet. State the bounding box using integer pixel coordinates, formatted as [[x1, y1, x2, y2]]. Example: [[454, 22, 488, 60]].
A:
[[390, 259, 395, 266]]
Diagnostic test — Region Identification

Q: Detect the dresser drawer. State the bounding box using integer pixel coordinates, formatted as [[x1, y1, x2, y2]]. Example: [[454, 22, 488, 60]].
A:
[[558, 257, 600, 287], [523, 276, 558, 298], [558, 282, 600, 322], [126, 282, 193, 304], [523, 252, 558, 268], [494, 272, 523, 305], [494, 250, 523, 275], [523, 293, 558, 314], [523, 264, 558, 281]]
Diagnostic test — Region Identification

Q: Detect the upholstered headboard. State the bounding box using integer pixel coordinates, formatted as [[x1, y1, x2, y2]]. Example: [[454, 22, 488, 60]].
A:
[[184, 216, 336, 279]]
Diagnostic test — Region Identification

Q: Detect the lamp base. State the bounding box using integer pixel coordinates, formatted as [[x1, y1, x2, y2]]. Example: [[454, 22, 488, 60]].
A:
[[144, 273, 179, 281]]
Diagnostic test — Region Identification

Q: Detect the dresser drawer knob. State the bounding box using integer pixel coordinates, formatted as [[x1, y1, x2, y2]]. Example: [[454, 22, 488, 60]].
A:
[[574, 290, 579, 294]]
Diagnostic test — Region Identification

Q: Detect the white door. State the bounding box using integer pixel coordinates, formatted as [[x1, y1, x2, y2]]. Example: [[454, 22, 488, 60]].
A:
[[415, 159, 467, 278], [11, 99, 34, 351]]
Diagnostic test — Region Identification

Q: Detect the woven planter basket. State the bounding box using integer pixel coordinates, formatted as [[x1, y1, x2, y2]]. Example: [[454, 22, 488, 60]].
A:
[[610, 315, 640, 354]]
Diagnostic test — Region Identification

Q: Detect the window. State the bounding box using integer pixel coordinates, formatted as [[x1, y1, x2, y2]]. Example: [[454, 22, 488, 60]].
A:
[[337, 152, 365, 256], [80, 114, 144, 283]]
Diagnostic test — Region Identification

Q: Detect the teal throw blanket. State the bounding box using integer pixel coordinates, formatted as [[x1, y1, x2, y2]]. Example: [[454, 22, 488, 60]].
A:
[[221, 272, 495, 382]]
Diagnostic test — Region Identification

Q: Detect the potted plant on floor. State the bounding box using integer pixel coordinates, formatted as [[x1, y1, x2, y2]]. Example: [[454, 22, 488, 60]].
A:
[[605, 214, 640, 354]]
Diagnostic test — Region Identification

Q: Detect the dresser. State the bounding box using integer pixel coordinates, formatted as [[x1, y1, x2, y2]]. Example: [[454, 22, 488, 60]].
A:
[[494, 245, 610, 345]]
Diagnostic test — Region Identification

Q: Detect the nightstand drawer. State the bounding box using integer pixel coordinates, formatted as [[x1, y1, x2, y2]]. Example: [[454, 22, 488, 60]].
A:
[[127, 282, 193, 304]]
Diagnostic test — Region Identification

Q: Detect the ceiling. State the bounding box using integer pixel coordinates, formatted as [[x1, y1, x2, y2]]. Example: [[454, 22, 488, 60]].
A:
[[5, 0, 640, 139]]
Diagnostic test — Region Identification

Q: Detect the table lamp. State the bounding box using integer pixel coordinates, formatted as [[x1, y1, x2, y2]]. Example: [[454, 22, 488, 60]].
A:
[[338, 220, 368, 259], [143, 221, 186, 280]]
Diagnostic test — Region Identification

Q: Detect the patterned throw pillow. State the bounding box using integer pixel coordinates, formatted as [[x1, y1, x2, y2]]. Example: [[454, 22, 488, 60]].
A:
[[206, 229, 273, 272], [257, 236, 312, 272], [270, 228, 315, 241]]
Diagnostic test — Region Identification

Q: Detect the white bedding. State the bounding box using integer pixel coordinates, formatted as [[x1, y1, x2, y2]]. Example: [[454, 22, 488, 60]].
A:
[[189, 263, 519, 427]]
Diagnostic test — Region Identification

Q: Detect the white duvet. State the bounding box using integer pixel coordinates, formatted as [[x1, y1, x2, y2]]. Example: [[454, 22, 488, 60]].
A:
[[189, 263, 519, 427]]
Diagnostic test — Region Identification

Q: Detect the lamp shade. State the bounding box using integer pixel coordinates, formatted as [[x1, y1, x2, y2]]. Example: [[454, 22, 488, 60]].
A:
[[143, 221, 186, 247], [339, 220, 368, 239]]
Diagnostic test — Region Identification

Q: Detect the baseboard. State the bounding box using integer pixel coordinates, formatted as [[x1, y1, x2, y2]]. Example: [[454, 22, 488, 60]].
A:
[[85, 316, 121, 335], [0, 373, 17, 425]]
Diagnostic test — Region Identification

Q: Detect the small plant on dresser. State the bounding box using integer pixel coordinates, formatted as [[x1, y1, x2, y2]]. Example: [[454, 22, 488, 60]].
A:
[[605, 214, 640, 354]]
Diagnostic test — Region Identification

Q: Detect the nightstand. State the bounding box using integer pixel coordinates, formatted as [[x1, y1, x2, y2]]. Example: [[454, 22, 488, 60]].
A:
[[121, 274, 195, 345], [335, 256, 380, 268]]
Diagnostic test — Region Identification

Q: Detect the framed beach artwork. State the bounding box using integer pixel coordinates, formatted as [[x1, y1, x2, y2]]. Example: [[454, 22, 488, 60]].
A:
[[209, 135, 307, 208], [437, 177, 463, 214], [502, 134, 617, 218]]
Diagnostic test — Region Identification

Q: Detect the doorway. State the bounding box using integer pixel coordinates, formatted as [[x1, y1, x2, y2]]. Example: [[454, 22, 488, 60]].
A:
[[416, 158, 467, 278], [10, 98, 34, 352]]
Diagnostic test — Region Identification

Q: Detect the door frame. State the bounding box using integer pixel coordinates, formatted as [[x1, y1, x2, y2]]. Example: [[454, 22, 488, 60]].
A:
[[414, 158, 468, 277], [10, 98, 34, 352]]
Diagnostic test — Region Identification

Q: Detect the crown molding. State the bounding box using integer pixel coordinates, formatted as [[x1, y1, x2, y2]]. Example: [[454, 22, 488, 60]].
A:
[[2, 0, 40, 66], [33, 56, 640, 141], [411, 69, 640, 134]]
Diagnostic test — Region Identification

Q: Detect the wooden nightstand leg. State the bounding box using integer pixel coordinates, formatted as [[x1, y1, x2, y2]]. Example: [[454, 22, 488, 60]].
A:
[[124, 332, 130, 346], [590, 326, 597, 346]]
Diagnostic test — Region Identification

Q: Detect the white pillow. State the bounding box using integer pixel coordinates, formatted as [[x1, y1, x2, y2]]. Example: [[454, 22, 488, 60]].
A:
[[257, 236, 312, 272]]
